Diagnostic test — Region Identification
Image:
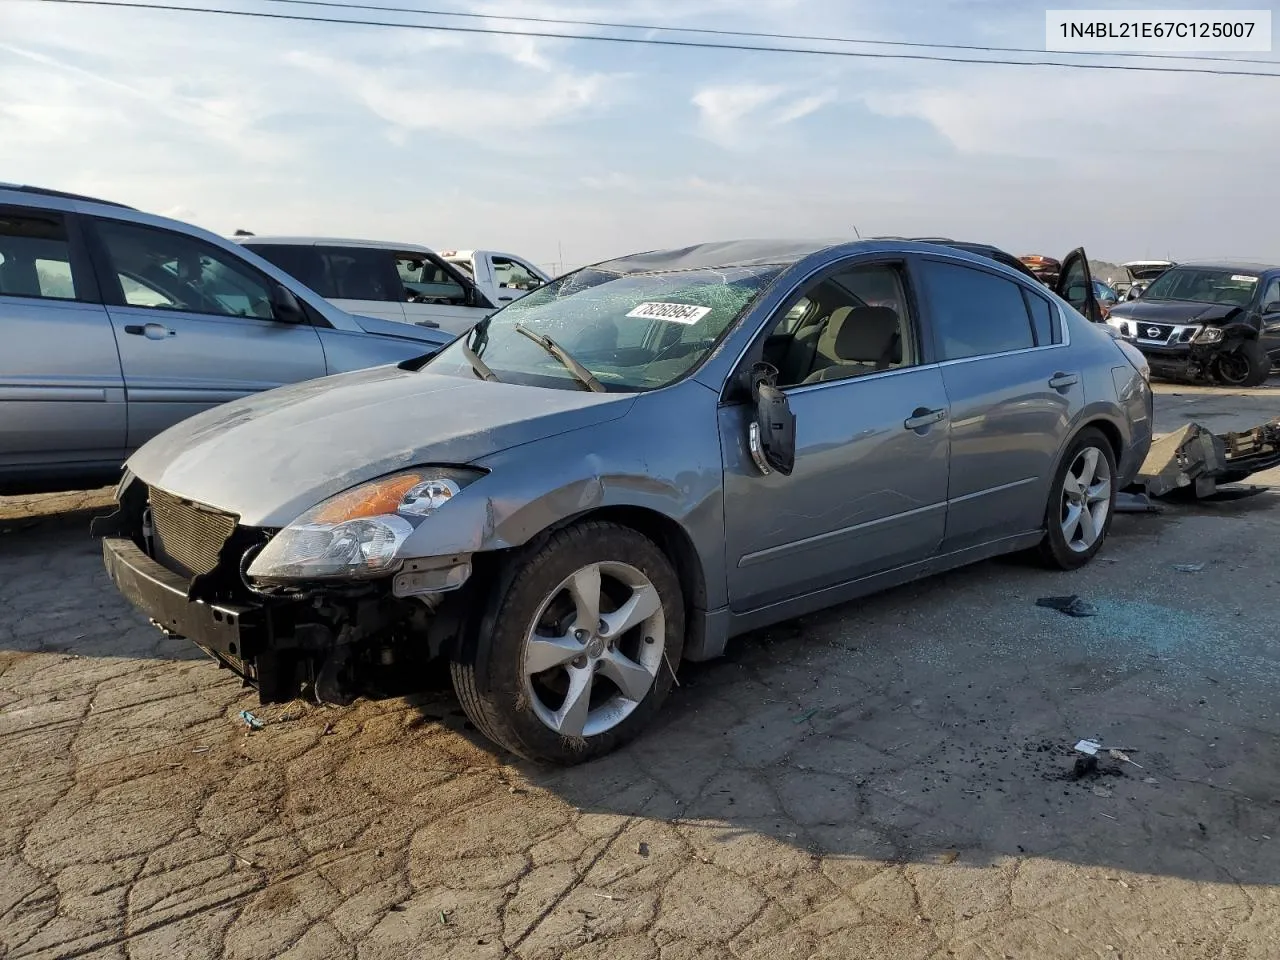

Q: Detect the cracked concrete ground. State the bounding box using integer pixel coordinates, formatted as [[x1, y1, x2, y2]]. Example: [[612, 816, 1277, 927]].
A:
[[2, 381, 1279, 960]]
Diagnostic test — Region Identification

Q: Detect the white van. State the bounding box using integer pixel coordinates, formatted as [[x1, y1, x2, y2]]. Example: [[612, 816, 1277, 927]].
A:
[[237, 237, 502, 337]]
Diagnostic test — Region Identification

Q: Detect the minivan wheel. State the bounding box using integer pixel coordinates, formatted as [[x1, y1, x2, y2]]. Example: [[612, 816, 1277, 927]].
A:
[[1037, 428, 1117, 571], [451, 521, 684, 764]]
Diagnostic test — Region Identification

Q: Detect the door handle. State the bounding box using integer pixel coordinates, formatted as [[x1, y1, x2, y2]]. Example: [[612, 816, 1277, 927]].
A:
[[498, 295, 513, 302], [123, 322, 175, 340], [904, 407, 947, 431], [1048, 372, 1079, 390]]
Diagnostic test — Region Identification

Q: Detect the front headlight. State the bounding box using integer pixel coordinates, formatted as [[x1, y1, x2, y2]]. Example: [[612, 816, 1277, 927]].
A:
[[246, 467, 484, 582], [1193, 326, 1224, 344]]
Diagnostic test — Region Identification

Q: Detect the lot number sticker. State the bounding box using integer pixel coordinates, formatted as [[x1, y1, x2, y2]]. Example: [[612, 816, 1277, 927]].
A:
[[625, 301, 712, 324]]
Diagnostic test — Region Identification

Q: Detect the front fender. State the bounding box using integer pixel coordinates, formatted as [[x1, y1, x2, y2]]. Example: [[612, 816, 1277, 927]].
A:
[[394, 381, 730, 609]]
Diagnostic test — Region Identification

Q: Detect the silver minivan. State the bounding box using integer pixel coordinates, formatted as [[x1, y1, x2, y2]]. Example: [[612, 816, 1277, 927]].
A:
[[0, 185, 452, 493]]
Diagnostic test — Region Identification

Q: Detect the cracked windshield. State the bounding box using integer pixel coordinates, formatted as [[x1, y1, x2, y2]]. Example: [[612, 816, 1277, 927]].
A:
[[429, 264, 783, 390]]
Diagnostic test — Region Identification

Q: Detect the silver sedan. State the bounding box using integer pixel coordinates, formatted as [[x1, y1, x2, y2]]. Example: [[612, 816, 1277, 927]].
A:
[[97, 238, 1154, 764]]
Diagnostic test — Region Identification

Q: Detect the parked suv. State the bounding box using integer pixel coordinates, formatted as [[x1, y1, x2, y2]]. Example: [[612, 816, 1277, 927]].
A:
[[1106, 261, 1280, 386], [0, 185, 452, 493]]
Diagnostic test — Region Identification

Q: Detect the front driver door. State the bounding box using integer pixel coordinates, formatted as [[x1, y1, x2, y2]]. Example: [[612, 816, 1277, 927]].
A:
[[89, 217, 328, 452], [394, 251, 493, 336], [1056, 248, 1102, 322], [718, 258, 950, 613]]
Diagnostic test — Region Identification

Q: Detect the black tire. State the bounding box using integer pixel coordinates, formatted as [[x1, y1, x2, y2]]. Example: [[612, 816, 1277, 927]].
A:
[[1213, 340, 1270, 388], [450, 521, 684, 765], [1037, 428, 1118, 571]]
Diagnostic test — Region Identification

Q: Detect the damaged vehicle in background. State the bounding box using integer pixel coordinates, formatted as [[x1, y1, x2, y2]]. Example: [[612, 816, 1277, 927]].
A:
[[1106, 261, 1280, 387], [1116, 260, 1176, 300], [95, 238, 1152, 764]]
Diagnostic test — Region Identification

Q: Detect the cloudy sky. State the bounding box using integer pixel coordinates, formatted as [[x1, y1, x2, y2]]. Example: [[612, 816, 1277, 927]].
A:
[[1, 0, 1277, 272]]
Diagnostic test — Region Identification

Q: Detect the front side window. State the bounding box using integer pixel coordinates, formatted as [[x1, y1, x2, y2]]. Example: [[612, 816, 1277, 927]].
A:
[[1141, 267, 1260, 307], [96, 220, 275, 319], [492, 256, 544, 291], [428, 264, 783, 391], [759, 263, 917, 387], [918, 260, 1036, 361], [0, 211, 78, 300], [395, 254, 467, 304]]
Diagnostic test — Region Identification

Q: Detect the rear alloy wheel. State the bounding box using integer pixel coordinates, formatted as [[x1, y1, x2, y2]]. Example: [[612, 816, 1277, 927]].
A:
[[1213, 341, 1271, 388], [451, 521, 684, 764], [1038, 428, 1117, 570]]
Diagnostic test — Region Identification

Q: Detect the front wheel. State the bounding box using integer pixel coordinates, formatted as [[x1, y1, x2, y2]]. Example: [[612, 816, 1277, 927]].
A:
[[451, 521, 684, 764], [1213, 341, 1270, 388], [1038, 428, 1117, 570]]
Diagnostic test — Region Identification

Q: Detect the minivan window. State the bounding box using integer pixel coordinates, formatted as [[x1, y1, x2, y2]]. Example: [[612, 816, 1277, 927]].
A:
[[0, 212, 78, 300], [429, 264, 783, 391], [317, 247, 397, 301], [96, 220, 277, 319], [918, 260, 1036, 361]]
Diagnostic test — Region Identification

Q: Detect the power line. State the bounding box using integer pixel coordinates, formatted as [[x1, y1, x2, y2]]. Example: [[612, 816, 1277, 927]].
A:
[[21, 0, 1280, 78], [259, 0, 1280, 67]]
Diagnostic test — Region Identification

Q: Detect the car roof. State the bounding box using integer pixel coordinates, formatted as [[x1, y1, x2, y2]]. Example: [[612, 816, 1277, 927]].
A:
[[589, 237, 1041, 279], [236, 236, 437, 254], [1166, 260, 1279, 273], [0, 182, 135, 209]]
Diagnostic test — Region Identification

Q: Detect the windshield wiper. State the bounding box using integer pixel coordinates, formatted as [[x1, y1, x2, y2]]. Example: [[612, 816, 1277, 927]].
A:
[[459, 336, 500, 382], [514, 324, 605, 393]]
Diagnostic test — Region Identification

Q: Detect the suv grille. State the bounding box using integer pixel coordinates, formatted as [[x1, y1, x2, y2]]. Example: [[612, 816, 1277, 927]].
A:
[[148, 487, 239, 577], [1136, 323, 1174, 343]]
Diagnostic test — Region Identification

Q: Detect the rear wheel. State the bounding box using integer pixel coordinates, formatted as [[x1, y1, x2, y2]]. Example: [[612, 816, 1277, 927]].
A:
[[1213, 340, 1270, 387], [451, 521, 684, 764], [1038, 428, 1117, 570]]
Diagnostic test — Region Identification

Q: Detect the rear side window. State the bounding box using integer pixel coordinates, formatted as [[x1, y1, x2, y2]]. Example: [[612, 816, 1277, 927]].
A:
[[918, 260, 1035, 361], [0, 211, 79, 300], [316, 246, 399, 302], [1023, 290, 1060, 345], [244, 243, 325, 294]]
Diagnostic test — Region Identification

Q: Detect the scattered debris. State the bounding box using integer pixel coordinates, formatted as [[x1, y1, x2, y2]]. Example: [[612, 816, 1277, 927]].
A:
[[439, 909, 452, 925], [277, 710, 303, 722], [238, 710, 264, 730], [1115, 490, 1160, 513], [1075, 739, 1103, 756], [1099, 813, 1118, 821], [1037, 596, 1097, 618], [1108, 749, 1143, 769], [1139, 418, 1280, 499], [1092, 786, 1114, 799], [793, 708, 819, 724], [592, 893, 626, 902], [192, 745, 211, 754], [1173, 563, 1205, 573], [232, 853, 255, 868], [636, 842, 649, 857], [1073, 755, 1099, 778], [322, 722, 335, 735]]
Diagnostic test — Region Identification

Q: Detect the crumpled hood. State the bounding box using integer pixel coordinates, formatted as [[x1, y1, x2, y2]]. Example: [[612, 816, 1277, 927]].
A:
[[1109, 299, 1244, 326], [126, 367, 634, 526]]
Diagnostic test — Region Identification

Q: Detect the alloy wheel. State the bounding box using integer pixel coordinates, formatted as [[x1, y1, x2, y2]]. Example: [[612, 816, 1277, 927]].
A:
[[522, 561, 665, 738], [1060, 446, 1112, 553]]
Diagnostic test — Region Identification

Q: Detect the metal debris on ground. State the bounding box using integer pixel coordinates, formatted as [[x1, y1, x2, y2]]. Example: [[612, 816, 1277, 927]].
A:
[[1138, 418, 1280, 499], [1173, 563, 1205, 573], [238, 710, 265, 730], [1037, 596, 1098, 618], [1115, 490, 1161, 513], [1074, 739, 1102, 756]]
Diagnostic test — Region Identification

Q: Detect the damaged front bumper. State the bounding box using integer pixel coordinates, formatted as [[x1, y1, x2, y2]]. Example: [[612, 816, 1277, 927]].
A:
[[1138, 418, 1280, 498]]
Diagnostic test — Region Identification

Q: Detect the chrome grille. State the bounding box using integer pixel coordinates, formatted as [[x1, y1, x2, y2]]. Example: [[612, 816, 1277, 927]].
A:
[[1136, 323, 1174, 343], [148, 487, 239, 576]]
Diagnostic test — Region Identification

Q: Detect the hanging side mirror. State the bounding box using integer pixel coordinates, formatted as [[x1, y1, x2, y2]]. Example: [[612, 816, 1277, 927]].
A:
[[748, 363, 795, 476]]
